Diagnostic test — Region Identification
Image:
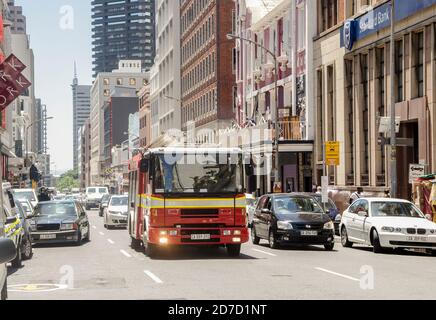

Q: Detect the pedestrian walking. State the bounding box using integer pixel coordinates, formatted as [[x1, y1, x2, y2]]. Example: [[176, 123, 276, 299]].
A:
[[350, 187, 363, 204]]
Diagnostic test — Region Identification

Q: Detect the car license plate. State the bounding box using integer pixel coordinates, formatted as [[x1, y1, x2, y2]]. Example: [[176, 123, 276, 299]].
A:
[[119, 220, 127, 224], [191, 234, 210, 240], [40, 234, 56, 240], [301, 230, 318, 236], [407, 236, 427, 242]]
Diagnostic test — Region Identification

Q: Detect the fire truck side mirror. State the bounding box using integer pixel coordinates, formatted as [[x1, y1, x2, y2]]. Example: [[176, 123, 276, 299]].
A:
[[140, 158, 149, 173]]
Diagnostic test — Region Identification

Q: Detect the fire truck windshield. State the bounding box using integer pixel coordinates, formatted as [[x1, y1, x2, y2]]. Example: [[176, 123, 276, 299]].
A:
[[153, 152, 243, 194]]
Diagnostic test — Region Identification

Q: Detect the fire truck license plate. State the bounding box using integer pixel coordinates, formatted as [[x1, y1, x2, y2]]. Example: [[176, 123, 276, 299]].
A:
[[191, 234, 210, 240]]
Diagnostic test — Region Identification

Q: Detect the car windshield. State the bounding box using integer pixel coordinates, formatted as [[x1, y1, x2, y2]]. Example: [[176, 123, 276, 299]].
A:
[[99, 188, 108, 193], [371, 202, 425, 218], [314, 195, 336, 210], [87, 188, 96, 193], [20, 202, 31, 213], [153, 152, 243, 194], [34, 202, 78, 217], [102, 194, 111, 202], [14, 191, 36, 202], [274, 197, 324, 214], [110, 197, 128, 206]]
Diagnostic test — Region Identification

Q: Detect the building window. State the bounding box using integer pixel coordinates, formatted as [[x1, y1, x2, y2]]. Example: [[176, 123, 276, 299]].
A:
[[395, 40, 404, 102], [345, 59, 354, 183], [103, 78, 109, 85], [377, 48, 386, 177], [415, 32, 424, 98], [130, 78, 137, 86], [117, 78, 123, 85], [103, 89, 110, 97], [319, 0, 338, 33]]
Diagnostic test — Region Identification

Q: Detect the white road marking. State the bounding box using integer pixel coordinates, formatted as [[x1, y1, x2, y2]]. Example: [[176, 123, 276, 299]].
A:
[[252, 248, 277, 257], [144, 270, 163, 284], [315, 267, 360, 282], [99, 232, 105, 236], [92, 226, 97, 229], [120, 250, 132, 258], [107, 239, 115, 244]]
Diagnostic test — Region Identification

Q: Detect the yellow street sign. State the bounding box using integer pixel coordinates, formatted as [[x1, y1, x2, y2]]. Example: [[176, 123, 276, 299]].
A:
[[325, 141, 340, 166]]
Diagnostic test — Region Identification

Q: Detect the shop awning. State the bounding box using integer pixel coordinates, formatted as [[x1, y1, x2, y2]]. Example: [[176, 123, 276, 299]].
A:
[[278, 141, 314, 153]]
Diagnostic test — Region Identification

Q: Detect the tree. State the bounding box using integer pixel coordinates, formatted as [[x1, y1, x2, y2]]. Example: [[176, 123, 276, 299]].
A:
[[56, 169, 80, 190]]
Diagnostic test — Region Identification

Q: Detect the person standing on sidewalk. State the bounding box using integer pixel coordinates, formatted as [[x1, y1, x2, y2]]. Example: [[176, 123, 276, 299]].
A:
[[350, 187, 363, 204]]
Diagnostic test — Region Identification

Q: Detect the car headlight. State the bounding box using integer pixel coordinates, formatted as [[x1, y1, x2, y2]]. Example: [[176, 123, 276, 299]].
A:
[[335, 214, 342, 222], [61, 223, 76, 230], [324, 221, 334, 230], [381, 226, 395, 232], [277, 221, 293, 230], [30, 222, 37, 231]]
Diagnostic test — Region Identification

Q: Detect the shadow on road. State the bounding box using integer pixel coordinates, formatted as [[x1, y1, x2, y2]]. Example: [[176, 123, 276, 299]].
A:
[[143, 246, 259, 261], [256, 242, 338, 252], [32, 241, 92, 249], [350, 245, 432, 257]]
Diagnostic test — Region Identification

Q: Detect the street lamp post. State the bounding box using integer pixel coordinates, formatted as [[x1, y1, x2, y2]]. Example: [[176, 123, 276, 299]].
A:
[[226, 33, 281, 191], [390, 1, 397, 198], [25, 116, 54, 168]]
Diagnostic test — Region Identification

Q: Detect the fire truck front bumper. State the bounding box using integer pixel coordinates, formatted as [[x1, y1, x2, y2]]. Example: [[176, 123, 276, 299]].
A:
[[148, 227, 249, 245]]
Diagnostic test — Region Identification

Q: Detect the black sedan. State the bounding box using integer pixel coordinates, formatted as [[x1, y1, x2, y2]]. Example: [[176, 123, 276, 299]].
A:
[[30, 201, 90, 245], [251, 194, 335, 251]]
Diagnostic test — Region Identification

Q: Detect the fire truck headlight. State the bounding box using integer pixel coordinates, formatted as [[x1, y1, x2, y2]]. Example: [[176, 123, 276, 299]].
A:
[[233, 230, 242, 236], [159, 230, 168, 236], [159, 237, 168, 244], [232, 237, 241, 243], [169, 230, 177, 236], [223, 230, 231, 236]]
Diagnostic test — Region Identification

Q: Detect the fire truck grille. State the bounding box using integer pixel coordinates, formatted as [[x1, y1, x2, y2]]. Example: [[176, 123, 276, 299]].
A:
[[180, 209, 219, 218], [180, 229, 221, 236]]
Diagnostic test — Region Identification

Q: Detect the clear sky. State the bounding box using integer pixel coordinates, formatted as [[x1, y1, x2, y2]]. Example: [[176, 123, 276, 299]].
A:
[[16, 0, 93, 174]]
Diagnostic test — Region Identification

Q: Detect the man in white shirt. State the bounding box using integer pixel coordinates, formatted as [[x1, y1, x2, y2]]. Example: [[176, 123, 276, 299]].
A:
[[350, 187, 363, 204]]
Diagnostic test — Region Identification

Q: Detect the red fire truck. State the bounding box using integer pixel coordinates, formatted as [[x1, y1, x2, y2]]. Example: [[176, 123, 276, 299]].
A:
[[127, 147, 250, 257]]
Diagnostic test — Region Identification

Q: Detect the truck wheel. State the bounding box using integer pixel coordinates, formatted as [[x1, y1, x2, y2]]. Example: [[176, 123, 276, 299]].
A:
[[131, 237, 142, 250], [1, 278, 7, 300], [11, 244, 22, 268], [144, 240, 158, 258], [227, 244, 241, 257]]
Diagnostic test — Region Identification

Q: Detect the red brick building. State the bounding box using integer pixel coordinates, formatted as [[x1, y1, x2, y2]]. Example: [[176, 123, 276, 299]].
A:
[[180, 0, 235, 143]]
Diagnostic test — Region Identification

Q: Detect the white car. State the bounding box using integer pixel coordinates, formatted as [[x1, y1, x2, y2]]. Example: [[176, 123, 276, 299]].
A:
[[104, 195, 128, 229], [85, 186, 109, 210], [340, 198, 436, 254], [13, 188, 38, 208]]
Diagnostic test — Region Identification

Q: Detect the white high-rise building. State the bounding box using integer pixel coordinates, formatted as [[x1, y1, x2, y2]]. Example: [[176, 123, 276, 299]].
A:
[[89, 61, 147, 185], [71, 63, 91, 171], [150, 0, 181, 144]]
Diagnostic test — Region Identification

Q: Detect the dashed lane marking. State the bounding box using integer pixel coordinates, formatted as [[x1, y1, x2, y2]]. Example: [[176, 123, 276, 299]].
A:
[[144, 270, 163, 284], [120, 249, 132, 258], [252, 248, 277, 257], [92, 226, 97, 229], [107, 239, 115, 244], [315, 267, 360, 282], [99, 232, 105, 236]]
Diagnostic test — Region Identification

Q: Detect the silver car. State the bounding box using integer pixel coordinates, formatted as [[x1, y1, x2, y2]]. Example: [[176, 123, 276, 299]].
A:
[[104, 196, 129, 229]]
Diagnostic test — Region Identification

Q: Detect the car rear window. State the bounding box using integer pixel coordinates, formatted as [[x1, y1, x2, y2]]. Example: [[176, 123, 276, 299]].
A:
[[99, 188, 108, 193], [87, 188, 96, 193]]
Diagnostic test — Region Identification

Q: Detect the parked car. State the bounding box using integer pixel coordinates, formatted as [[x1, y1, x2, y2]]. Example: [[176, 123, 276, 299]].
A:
[[251, 193, 335, 251], [0, 214, 17, 300], [13, 189, 38, 208], [246, 193, 257, 227], [30, 201, 90, 245], [19, 200, 34, 217], [99, 194, 111, 217], [104, 195, 128, 229], [340, 198, 436, 254], [14, 200, 33, 260], [85, 186, 109, 210]]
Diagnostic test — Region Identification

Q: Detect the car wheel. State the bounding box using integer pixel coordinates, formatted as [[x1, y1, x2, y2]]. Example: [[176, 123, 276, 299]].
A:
[[372, 229, 384, 254], [269, 231, 279, 249], [22, 235, 33, 260], [251, 226, 260, 245], [1, 278, 7, 301], [324, 242, 335, 251], [85, 205, 90, 211], [99, 209, 103, 217], [85, 228, 91, 242], [75, 230, 82, 246], [341, 226, 353, 248], [227, 244, 241, 257], [11, 244, 22, 268], [131, 237, 142, 250]]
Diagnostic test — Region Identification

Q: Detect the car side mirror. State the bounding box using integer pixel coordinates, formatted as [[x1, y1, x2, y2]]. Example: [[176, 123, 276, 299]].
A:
[[358, 211, 368, 217], [261, 208, 271, 215], [0, 238, 16, 264], [6, 216, 17, 225]]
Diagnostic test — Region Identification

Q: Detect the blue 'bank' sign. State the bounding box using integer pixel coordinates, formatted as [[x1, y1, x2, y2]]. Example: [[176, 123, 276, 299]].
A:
[[340, 0, 436, 50]]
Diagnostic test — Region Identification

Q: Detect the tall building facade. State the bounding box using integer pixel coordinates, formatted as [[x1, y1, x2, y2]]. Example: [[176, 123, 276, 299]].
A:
[[71, 65, 91, 170], [149, 0, 181, 144], [91, 0, 156, 77], [313, 0, 436, 202], [138, 81, 151, 147], [180, 0, 235, 143], [90, 61, 147, 185], [7, 0, 26, 34]]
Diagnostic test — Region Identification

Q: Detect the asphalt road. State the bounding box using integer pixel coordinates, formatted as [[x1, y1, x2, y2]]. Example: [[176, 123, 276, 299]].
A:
[[6, 209, 436, 300]]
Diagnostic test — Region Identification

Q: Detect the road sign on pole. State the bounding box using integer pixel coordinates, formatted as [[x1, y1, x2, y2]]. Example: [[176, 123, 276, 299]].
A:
[[325, 141, 340, 166]]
